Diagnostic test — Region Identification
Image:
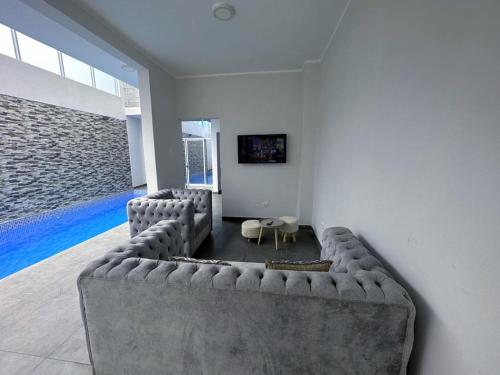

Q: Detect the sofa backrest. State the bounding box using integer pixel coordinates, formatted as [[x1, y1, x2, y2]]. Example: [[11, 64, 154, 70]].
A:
[[170, 188, 212, 229], [145, 188, 212, 230], [321, 226, 390, 276], [78, 223, 415, 374], [79, 256, 415, 375], [127, 198, 194, 256], [144, 189, 175, 199]]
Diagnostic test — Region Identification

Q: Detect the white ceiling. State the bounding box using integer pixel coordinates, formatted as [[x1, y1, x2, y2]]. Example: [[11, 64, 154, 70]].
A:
[[61, 0, 349, 77], [1, 0, 139, 86]]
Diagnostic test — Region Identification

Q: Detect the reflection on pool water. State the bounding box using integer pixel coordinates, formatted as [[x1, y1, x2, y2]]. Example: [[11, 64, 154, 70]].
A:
[[0, 189, 146, 279]]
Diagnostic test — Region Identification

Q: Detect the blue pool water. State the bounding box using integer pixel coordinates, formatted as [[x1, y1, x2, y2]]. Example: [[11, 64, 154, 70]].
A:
[[0, 189, 146, 279], [188, 170, 213, 185]]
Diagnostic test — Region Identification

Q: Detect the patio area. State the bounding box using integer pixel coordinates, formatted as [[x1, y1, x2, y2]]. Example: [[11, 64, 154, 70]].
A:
[[0, 224, 129, 374], [0, 193, 320, 374]]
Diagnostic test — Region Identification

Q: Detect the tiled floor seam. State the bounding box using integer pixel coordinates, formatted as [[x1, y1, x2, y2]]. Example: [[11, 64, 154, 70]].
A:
[[0, 348, 45, 360], [44, 356, 90, 366], [44, 324, 84, 363], [27, 357, 90, 375]]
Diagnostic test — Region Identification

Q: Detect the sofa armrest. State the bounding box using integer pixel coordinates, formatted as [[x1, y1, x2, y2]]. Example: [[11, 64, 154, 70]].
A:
[[170, 189, 212, 230], [80, 220, 183, 278], [127, 198, 195, 256]]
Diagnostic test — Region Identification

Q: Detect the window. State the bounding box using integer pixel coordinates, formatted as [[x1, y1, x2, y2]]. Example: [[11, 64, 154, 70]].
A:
[[0, 24, 15, 58], [62, 53, 92, 86], [94, 68, 117, 95], [0, 22, 122, 95], [16, 32, 60, 74]]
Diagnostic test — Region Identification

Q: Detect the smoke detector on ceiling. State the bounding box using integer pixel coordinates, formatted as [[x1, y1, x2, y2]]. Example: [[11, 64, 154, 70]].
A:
[[212, 2, 235, 21]]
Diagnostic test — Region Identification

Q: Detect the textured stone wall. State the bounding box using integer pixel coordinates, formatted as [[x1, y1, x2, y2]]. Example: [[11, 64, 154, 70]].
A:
[[0, 93, 132, 223], [186, 139, 205, 176]]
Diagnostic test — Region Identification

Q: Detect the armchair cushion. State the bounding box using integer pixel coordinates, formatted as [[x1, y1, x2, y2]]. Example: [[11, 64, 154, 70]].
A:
[[194, 213, 210, 236], [127, 198, 195, 257], [145, 189, 174, 199]]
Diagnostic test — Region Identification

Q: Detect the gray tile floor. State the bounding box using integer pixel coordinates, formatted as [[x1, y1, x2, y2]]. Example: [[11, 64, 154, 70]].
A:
[[197, 195, 321, 263], [0, 194, 319, 374]]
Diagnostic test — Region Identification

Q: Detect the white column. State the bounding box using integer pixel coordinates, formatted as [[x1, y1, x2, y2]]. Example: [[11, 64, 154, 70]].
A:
[[138, 65, 184, 192], [210, 119, 221, 192], [296, 61, 320, 225], [126, 116, 146, 187]]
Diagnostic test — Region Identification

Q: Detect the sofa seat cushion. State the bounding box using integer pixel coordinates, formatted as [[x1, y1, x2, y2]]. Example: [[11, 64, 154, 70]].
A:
[[194, 213, 210, 235]]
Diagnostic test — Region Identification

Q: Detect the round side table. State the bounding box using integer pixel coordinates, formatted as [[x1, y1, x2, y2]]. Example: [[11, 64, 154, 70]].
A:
[[258, 218, 284, 251]]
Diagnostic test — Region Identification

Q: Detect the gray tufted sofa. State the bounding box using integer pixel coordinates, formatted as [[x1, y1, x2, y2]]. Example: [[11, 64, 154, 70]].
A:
[[127, 188, 212, 257], [78, 224, 415, 375]]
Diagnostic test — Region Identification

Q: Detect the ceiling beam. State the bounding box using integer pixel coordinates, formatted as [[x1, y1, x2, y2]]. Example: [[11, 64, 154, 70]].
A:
[[19, 0, 174, 77]]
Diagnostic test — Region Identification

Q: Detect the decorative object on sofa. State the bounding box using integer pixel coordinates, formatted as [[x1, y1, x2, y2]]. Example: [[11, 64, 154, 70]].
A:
[[258, 218, 284, 250], [279, 216, 299, 243], [127, 188, 212, 257], [265, 259, 332, 272], [241, 219, 261, 240], [168, 256, 230, 266], [78, 224, 415, 375]]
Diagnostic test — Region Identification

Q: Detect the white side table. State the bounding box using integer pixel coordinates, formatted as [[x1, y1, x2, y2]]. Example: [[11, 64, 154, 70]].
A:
[[258, 218, 284, 251], [279, 216, 299, 243]]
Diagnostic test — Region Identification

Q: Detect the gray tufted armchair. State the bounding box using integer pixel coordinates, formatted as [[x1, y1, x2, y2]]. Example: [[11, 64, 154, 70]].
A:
[[127, 188, 212, 257]]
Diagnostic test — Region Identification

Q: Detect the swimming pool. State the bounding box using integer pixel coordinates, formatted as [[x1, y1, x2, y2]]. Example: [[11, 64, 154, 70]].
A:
[[188, 170, 213, 185], [0, 189, 146, 279]]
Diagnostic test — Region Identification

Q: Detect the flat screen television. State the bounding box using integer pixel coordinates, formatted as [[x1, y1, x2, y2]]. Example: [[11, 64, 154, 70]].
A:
[[238, 134, 286, 164]]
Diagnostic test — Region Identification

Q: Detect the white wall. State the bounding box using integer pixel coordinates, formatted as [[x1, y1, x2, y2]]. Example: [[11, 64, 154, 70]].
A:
[[176, 72, 304, 220], [139, 64, 184, 192], [0, 53, 124, 119], [211, 119, 221, 193], [126, 116, 146, 187], [182, 121, 211, 138], [311, 1, 500, 374]]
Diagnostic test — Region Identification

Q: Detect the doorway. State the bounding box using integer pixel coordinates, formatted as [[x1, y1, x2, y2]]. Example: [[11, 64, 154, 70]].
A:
[[181, 119, 221, 192]]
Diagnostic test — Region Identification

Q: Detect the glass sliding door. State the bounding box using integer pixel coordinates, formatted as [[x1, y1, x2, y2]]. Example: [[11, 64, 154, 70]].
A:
[[182, 138, 213, 187]]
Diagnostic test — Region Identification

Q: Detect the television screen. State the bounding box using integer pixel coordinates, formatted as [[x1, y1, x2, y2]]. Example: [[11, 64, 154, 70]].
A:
[[238, 134, 286, 164]]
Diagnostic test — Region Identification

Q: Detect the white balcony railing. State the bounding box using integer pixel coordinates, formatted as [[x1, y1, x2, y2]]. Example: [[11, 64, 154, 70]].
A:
[[120, 82, 140, 108]]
